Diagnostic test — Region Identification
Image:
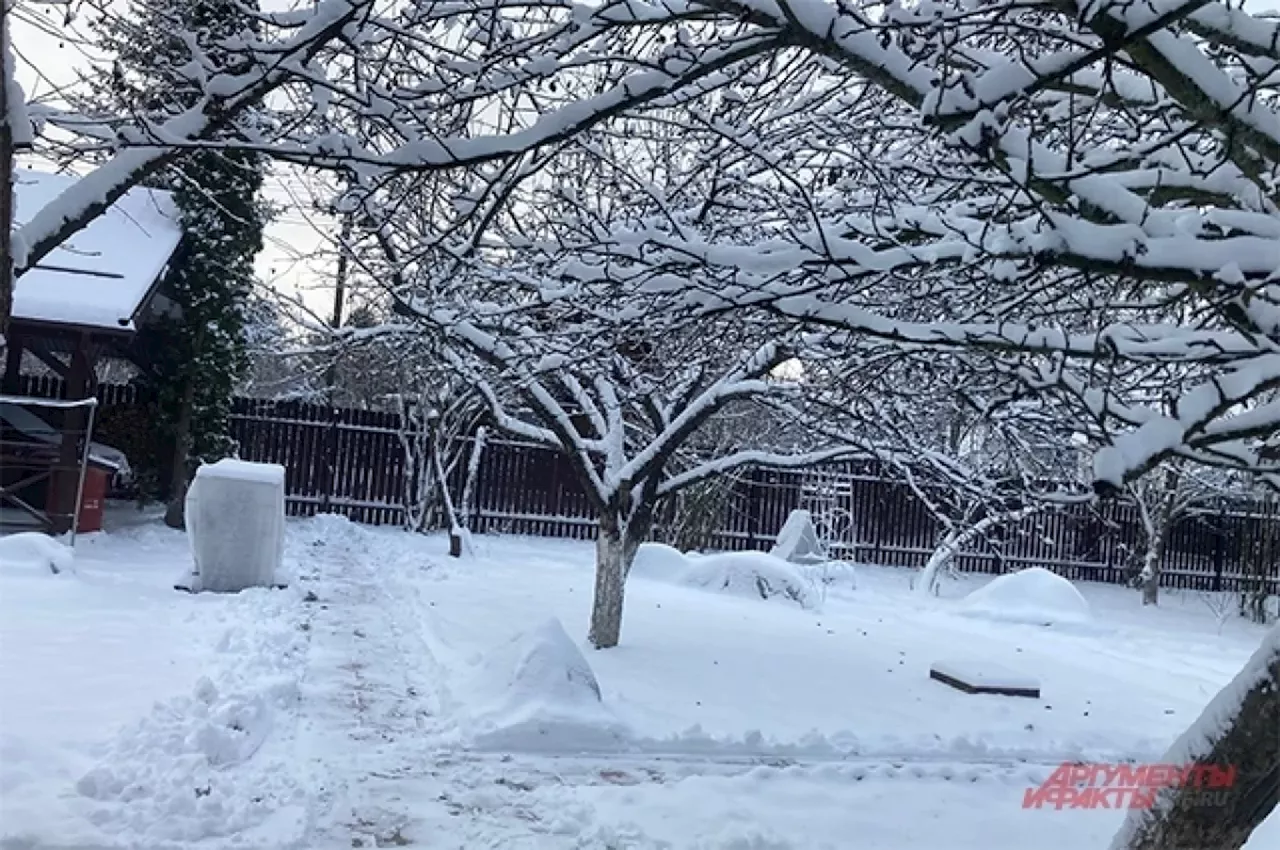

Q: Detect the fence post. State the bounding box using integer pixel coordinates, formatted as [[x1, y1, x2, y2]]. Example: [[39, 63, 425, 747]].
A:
[[872, 484, 884, 564], [321, 406, 340, 514], [472, 435, 487, 535], [745, 468, 763, 551], [1212, 508, 1226, 593]]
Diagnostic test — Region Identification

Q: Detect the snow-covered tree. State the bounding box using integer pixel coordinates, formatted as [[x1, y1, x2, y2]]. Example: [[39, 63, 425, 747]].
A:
[[427, 316, 854, 648], [11, 2, 1278, 842], [86, 0, 269, 525], [1, 0, 33, 334]]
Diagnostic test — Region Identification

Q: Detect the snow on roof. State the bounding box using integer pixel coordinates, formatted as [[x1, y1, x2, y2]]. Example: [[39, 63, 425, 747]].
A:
[[10, 169, 183, 332]]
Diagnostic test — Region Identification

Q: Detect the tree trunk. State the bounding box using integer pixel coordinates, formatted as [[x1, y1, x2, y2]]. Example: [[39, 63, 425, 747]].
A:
[[429, 429, 464, 557], [0, 6, 16, 337], [588, 523, 628, 649], [1137, 466, 1181, 606], [164, 376, 197, 530], [1139, 538, 1165, 606], [1111, 624, 1280, 850], [460, 425, 486, 533]]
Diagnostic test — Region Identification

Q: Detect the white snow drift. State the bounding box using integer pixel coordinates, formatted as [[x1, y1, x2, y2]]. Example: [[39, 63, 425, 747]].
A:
[[628, 542, 690, 581], [0, 532, 74, 576], [958, 567, 1092, 626]]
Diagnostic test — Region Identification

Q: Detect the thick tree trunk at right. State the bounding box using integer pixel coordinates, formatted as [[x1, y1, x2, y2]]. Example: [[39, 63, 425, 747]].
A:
[[0, 5, 16, 338], [1111, 624, 1280, 850]]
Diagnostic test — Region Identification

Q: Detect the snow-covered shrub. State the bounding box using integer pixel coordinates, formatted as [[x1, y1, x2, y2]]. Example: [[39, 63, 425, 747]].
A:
[[957, 567, 1091, 626], [802, 559, 858, 594], [628, 542, 689, 582], [0, 533, 74, 576], [679, 551, 819, 609]]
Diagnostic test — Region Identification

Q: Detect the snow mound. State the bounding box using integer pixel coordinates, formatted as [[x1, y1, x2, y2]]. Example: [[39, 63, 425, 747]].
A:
[[629, 542, 690, 582], [465, 618, 628, 751], [0, 532, 73, 576], [770, 508, 827, 564], [958, 567, 1092, 626], [680, 551, 819, 609]]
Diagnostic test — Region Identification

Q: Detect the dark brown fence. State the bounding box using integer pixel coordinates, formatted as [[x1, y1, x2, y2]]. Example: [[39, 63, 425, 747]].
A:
[[230, 398, 407, 525], [9, 376, 1279, 595]]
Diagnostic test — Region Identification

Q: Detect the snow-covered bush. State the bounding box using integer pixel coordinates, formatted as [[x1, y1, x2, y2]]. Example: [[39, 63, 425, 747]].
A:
[[957, 567, 1091, 627], [679, 551, 819, 609], [802, 559, 858, 594], [628, 542, 690, 582]]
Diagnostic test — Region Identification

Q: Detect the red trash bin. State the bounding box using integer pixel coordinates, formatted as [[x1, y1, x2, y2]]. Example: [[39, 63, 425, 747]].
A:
[[76, 466, 109, 533], [47, 465, 110, 533]]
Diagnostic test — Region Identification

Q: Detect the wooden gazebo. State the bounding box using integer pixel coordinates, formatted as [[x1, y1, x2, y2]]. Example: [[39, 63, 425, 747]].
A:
[[1, 168, 183, 534]]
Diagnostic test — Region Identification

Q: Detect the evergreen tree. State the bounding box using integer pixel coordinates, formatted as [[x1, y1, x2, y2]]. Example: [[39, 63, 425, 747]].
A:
[[90, 0, 269, 524]]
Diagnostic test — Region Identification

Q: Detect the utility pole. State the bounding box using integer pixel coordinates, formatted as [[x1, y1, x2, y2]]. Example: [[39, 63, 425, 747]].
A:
[[324, 207, 353, 396]]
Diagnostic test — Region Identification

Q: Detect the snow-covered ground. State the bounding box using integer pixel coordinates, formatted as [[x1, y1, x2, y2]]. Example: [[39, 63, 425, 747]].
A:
[[1, 511, 1276, 849]]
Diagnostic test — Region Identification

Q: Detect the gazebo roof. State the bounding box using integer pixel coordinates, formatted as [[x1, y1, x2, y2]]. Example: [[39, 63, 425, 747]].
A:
[[11, 169, 183, 334]]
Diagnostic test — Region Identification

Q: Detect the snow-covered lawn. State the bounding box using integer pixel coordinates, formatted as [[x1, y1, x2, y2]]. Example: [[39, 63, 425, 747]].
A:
[[1, 512, 1276, 849]]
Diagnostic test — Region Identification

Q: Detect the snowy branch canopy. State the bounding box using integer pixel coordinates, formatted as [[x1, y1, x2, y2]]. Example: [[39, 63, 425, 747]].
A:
[[14, 0, 1280, 492]]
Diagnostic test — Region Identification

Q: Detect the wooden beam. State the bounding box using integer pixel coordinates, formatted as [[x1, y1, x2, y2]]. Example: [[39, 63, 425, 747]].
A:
[[2, 332, 22, 394], [49, 333, 95, 533], [929, 662, 1042, 699], [27, 339, 70, 379]]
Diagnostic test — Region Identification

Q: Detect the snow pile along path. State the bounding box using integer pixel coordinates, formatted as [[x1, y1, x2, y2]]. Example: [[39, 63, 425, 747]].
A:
[[72, 585, 310, 846], [0, 520, 315, 850], [462, 617, 630, 752]]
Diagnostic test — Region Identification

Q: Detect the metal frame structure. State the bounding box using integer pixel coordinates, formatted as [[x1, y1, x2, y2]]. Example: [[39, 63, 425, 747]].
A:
[[0, 393, 99, 544]]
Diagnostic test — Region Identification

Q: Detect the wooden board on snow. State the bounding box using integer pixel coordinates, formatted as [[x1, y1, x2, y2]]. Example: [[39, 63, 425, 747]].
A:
[[929, 660, 1041, 698]]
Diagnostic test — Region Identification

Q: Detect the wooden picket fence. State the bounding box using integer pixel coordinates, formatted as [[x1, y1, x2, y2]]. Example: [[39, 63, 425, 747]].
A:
[[225, 398, 1280, 596], [9, 376, 1279, 595]]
